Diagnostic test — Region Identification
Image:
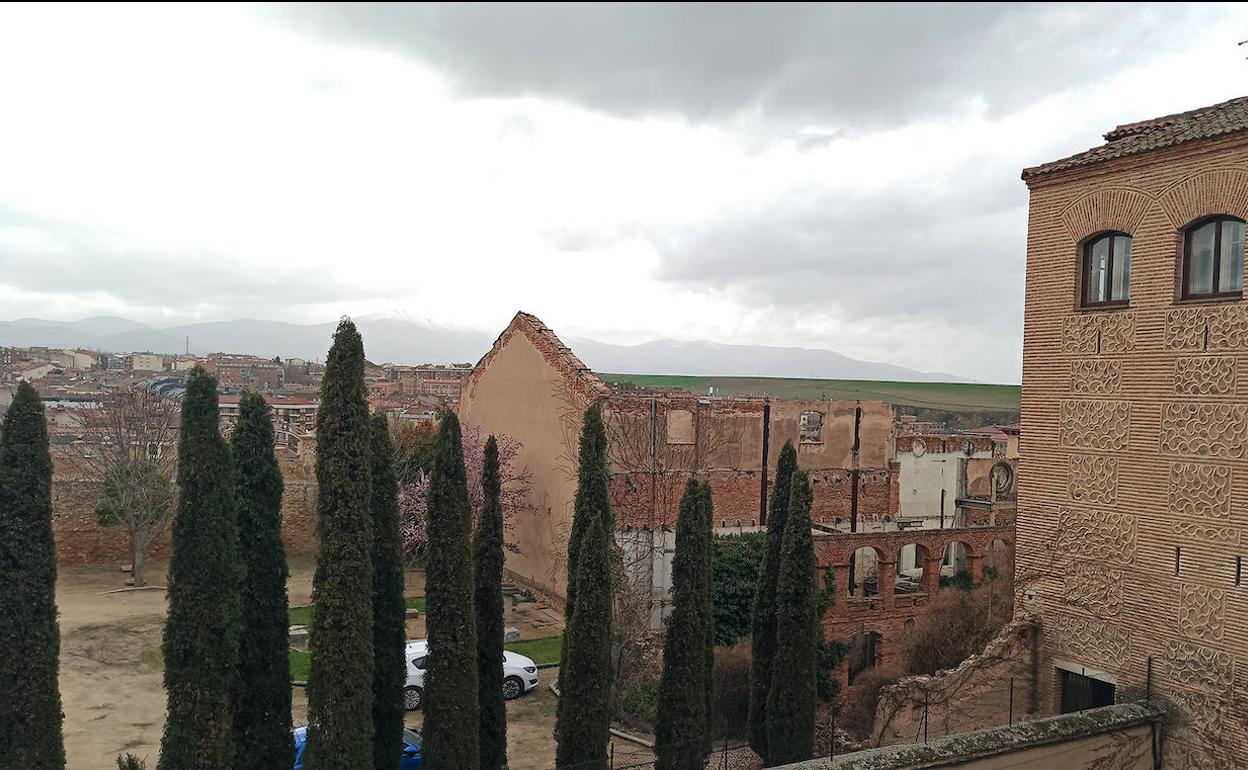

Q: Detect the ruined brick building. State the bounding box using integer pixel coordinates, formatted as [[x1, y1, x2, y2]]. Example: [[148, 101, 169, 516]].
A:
[[458, 312, 902, 611]]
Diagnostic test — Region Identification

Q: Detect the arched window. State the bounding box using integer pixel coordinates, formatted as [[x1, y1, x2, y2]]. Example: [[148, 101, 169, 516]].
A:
[[1183, 216, 1244, 299], [1082, 232, 1132, 307]]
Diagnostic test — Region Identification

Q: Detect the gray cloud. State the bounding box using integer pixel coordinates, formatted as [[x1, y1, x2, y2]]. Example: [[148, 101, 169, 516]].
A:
[[265, 3, 1209, 130], [642, 157, 1027, 331]]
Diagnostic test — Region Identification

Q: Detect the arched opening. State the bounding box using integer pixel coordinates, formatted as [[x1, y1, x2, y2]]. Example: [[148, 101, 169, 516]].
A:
[[847, 630, 881, 684], [849, 546, 881, 597], [984, 538, 1011, 578], [940, 541, 973, 589], [894, 543, 930, 594]]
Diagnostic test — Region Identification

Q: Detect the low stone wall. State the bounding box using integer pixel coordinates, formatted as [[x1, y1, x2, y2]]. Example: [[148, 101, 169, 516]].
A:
[[775, 702, 1164, 770]]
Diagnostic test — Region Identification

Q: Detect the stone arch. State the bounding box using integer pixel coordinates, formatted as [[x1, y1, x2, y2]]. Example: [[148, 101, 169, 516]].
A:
[[1158, 168, 1248, 229], [1060, 186, 1153, 243]]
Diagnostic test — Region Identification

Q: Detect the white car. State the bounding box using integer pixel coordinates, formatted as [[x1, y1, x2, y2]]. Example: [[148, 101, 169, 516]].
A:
[[404, 639, 540, 710]]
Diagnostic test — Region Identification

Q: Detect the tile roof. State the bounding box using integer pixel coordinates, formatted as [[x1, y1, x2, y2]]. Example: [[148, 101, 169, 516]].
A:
[[1022, 95, 1248, 181]]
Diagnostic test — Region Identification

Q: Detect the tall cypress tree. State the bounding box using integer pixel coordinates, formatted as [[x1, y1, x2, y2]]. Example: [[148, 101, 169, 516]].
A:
[[698, 481, 715, 752], [305, 320, 374, 770], [558, 403, 610, 687], [764, 470, 818, 766], [475, 436, 508, 770], [370, 413, 406, 770], [158, 367, 242, 770], [0, 382, 65, 770], [230, 392, 293, 770], [564, 402, 610, 616], [747, 441, 797, 758], [654, 480, 710, 770], [554, 515, 613, 770], [423, 412, 480, 770]]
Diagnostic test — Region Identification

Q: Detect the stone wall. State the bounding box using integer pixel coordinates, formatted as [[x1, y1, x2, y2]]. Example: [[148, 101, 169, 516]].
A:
[[776, 702, 1162, 770]]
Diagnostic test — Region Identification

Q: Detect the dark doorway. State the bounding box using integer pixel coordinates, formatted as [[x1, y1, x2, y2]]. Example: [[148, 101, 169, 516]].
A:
[[1059, 669, 1115, 713], [847, 631, 880, 684]]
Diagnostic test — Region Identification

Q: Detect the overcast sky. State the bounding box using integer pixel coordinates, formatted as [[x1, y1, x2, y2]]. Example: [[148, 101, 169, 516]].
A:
[[3, 3, 1248, 383]]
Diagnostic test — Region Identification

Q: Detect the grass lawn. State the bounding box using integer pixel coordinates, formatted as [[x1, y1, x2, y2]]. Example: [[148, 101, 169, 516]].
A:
[[288, 595, 426, 627], [600, 373, 1020, 414], [507, 636, 562, 666], [289, 650, 311, 682]]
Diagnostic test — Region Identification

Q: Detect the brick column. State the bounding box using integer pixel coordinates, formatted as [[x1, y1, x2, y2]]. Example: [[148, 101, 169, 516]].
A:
[[879, 561, 896, 610], [922, 557, 941, 596], [968, 554, 984, 584]]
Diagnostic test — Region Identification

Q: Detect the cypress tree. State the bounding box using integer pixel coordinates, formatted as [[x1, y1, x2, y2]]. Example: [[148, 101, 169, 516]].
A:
[[747, 440, 797, 758], [475, 436, 508, 770], [305, 320, 374, 770], [423, 412, 480, 770], [698, 481, 715, 751], [0, 382, 65, 770], [370, 413, 406, 770], [554, 515, 613, 770], [231, 392, 293, 770], [157, 367, 242, 770], [654, 480, 710, 770], [764, 471, 818, 765], [563, 402, 610, 618], [558, 403, 610, 689]]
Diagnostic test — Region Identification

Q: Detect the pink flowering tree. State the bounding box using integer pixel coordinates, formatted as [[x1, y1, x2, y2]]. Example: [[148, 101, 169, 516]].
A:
[[398, 425, 532, 563]]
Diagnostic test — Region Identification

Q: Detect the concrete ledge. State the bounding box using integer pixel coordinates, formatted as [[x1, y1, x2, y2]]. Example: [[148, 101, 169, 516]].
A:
[[775, 702, 1166, 770]]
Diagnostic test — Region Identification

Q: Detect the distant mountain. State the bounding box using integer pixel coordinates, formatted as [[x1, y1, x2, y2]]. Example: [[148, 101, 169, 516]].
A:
[[567, 337, 970, 382], [0, 315, 972, 382]]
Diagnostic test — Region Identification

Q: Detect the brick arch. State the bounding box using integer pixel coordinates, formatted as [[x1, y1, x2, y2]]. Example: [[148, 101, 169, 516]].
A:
[[1060, 186, 1153, 243], [1158, 168, 1248, 228]]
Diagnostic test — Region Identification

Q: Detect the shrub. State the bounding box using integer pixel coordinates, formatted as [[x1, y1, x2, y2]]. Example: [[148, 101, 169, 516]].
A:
[[711, 641, 752, 739], [837, 666, 902, 740], [899, 578, 1013, 677], [621, 682, 658, 726], [710, 532, 765, 647]]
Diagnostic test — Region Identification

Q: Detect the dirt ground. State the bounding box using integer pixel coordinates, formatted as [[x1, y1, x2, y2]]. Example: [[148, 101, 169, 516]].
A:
[[55, 558, 634, 770]]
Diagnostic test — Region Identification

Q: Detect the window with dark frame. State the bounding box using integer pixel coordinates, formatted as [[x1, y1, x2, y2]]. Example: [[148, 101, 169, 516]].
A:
[[1183, 216, 1245, 299], [1081, 232, 1132, 307]]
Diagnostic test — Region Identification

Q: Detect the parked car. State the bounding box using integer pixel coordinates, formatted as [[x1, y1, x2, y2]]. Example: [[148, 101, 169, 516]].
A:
[[404, 639, 539, 710], [293, 725, 423, 769]]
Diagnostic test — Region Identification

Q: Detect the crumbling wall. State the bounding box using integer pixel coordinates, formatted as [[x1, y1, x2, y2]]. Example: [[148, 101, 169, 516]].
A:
[[871, 618, 1042, 747]]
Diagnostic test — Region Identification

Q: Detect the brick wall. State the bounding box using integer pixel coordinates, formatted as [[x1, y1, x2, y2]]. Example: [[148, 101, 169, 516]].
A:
[[50, 446, 319, 564], [1020, 130, 1248, 766]]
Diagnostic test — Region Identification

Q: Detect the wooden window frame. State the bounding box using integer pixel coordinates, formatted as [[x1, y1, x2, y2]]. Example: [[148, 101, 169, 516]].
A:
[[1181, 215, 1245, 301], [1080, 232, 1131, 310]]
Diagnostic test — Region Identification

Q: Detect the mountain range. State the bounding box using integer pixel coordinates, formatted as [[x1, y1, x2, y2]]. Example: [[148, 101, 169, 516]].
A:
[[0, 314, 970, 383]]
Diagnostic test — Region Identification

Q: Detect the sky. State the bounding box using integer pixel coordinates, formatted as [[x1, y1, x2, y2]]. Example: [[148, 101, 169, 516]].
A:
[[2, 3, 1248, 384]]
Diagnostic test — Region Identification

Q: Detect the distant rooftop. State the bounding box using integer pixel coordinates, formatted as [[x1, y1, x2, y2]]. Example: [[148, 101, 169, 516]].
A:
[[1023, 95, 1248, 181]]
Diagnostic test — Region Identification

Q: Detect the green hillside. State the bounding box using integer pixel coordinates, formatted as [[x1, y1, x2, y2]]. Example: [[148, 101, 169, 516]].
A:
[[600, 374, 1020, 415]]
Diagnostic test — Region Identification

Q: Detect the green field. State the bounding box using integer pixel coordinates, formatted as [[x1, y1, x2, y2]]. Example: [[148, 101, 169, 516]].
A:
[[600, 373, 1020, 414]]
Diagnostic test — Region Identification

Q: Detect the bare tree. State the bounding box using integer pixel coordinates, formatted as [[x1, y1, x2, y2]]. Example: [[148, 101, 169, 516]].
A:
[[73, 390, 179, 586]]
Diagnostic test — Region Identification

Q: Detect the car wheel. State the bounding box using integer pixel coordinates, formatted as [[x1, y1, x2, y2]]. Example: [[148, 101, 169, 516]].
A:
[[404, 686, 423, 711], [502, 676, 524, 701]]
